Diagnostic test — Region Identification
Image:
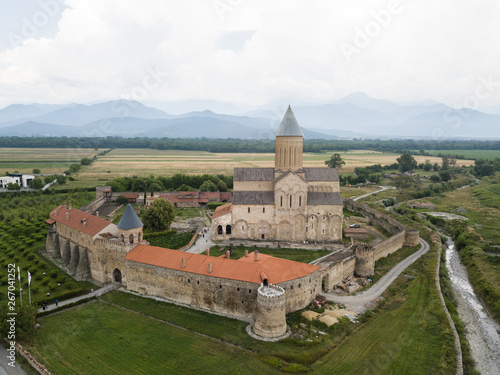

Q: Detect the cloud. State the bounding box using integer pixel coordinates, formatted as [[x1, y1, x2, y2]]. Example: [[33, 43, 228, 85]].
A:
[[0, 0, 499, 110]]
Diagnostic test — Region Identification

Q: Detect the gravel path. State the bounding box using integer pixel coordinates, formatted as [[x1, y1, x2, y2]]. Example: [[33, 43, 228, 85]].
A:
[[185, 226, 214, 254], [38, 282, 120, 313], [353, 185, 393, 201], [321, 238, 430, 314]]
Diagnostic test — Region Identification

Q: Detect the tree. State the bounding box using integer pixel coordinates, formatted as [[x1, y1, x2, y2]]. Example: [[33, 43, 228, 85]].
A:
[[368, 173, 380, 184], [413, 175, 423, 191], [116, 195, 129, 204], [32, 168, 41, 174], [80, 157, 92, 165], [200, 180, 217, 192], [29, 178, 44, 190], [396, 153, 417, 173], [142, 198, 175, 232], [325, 153, 345, 169], [441, 156, 449, 170], [439, 170, 452, 182], [131, 178, 146, 192], [6, 182, 21, 190], [430, 175, 441, 183], [177, 184, 195, 191], [423, 160, 433, 171], [149, 183, 163, 192], [217, 180, 228, 192], [392, 175, 413, 194]]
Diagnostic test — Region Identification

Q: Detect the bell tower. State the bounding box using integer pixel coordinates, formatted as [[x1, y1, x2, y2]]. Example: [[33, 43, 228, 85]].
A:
[[275, 106, 304, 171]]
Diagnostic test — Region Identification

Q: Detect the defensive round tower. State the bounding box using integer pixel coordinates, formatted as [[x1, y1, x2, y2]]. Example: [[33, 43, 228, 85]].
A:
[[117, 204, 144, 244], [275, 106, 304, 171], [253, 284, 287, 339], [354, 243, 375, 277], [404, 228, 419, 246]]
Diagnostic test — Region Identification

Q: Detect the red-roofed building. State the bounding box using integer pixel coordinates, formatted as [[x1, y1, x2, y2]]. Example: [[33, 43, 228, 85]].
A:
[[124, 244, 322, 325]]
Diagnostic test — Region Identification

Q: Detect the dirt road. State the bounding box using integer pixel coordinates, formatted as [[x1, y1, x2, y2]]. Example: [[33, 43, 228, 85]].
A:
[[322, 238, 430, 314]]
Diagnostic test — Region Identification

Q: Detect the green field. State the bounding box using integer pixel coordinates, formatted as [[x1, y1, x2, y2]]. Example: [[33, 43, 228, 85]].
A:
[[29, 301, 274, 375], [0, 148, 101, 175], [423, 149, 500, 160]]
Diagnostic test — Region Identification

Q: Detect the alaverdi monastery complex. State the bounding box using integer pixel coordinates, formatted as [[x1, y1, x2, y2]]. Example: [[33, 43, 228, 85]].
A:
[[45, 107, 419, 339]]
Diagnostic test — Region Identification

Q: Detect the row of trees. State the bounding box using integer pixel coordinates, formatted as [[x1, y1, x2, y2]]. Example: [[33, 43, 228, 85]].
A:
[[109, 173, 233, 193], [1, 136, 499, 156]]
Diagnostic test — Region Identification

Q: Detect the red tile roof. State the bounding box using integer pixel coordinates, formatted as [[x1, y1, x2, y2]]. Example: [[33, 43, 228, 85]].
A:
[[49, 205, 114, 237], [121, 193, 139, 199], [45, 218, 55, 225], [125, 245, 320, 285], [212, 203, 232, 218], [343, 228, 368, 234]]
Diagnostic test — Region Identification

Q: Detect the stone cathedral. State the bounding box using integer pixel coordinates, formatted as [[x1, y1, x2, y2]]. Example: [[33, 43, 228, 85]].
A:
[[212, 106, 343, 243]]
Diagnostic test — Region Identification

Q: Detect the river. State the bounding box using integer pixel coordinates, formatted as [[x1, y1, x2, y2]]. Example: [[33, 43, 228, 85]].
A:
[[444, 236, 500, 374]]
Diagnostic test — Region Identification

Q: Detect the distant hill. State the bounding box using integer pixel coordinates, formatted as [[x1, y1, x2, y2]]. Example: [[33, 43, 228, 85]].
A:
[[1, 94, 498, 139]]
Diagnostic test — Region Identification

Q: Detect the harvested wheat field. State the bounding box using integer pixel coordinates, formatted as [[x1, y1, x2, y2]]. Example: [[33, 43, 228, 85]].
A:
[[78, 148, 474, 180]]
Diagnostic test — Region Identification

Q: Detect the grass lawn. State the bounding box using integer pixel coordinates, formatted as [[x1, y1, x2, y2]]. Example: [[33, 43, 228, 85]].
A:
[[211, 244, 330, 263], [174, 207, 205, 218], [28, 301, 274, 375], [372, 245, 421, 283], [313, 254, 454, 374]]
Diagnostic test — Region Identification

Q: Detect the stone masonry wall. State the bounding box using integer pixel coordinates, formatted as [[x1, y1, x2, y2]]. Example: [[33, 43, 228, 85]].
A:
[[373, 231, 406, 261], [278, 271, 322, 313], [125, 260, 258, 322]]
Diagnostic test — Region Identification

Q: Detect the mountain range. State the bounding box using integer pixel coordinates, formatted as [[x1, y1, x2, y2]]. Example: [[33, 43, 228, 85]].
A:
[[0, 93, 498, 139]]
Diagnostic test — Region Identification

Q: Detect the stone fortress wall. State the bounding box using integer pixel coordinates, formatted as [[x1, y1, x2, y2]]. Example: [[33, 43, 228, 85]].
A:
[[124, 257, 322, 324], [344, 199, 420, 248]]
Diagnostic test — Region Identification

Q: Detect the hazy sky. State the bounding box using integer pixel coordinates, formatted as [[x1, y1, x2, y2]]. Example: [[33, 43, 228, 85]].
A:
[[0, 0, 499, 112]]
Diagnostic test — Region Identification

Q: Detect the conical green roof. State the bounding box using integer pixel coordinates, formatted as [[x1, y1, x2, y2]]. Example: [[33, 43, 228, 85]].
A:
[[117, 204, 143, 230], [276, 106, 303, 137]]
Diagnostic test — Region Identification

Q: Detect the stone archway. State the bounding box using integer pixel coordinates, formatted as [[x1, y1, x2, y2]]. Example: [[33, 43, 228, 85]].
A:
[[113, 268, 122, 283], [129, 234, 134, 244], [225, 225, 231, 235]]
